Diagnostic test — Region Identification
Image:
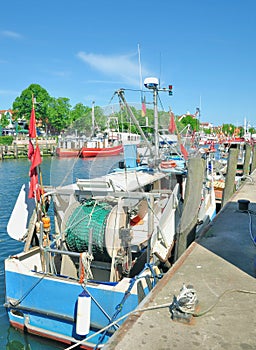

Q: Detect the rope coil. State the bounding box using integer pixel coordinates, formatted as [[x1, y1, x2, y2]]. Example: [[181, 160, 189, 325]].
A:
[[79, 252, 94, 284]]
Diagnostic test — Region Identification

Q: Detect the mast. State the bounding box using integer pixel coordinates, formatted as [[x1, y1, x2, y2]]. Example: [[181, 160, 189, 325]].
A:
[[153, 86, 159, 160], [91, 101, 95, 137], [116, 89, 153, 157], [144, 77, 160, 164]]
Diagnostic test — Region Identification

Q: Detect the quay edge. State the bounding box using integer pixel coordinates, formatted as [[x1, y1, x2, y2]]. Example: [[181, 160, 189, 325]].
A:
[[104, 170, 256, 350]]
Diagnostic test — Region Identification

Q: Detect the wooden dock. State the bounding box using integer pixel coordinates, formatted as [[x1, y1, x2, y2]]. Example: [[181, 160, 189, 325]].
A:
[[0, 138, 57, 160]]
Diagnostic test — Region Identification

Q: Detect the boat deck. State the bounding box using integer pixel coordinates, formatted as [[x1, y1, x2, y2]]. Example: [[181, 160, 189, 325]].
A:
[[104, 171, 256, 349]]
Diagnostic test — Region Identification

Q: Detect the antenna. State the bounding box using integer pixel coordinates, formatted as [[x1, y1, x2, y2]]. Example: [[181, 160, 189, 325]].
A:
[[159, 52, 162, 88], [138, 44, 148, 126], [138, 43, 143, 92]]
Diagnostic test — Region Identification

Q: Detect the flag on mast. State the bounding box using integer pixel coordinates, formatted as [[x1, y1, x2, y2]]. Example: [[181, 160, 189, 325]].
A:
[[180, 143, 188, 160], [28, 96, 42, 198], [28, 140, 34, 160], [168, 111, 176, 134], [30, 144, 42, 170], [29, 106, 37, 138], [28, 167, 38, 199], [141, 96, 146, 117]]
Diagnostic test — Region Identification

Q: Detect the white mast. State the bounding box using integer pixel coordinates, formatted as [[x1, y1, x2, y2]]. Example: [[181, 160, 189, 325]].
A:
[[138, 44, 148, 127], [144, 77, 160, 164], [91, 101, 95, 136]]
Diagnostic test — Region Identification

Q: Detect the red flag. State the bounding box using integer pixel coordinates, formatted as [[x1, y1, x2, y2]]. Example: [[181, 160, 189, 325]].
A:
[[28, 167, 38, 198], [180, 143, 188, 160], [30, 144, 42, 170], [28, 140, 34, 160], [168, 111, 176, 134], [141, 97, 146, 117], [29, 107, 37, 138]]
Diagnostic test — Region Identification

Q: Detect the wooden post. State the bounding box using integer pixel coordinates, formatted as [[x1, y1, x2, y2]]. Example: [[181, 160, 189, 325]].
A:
[[251, 146, 256, 173], [243, 143, 252, 176], [221, 148, 239, 208], [175, 157, 205, 260], [14, 145, 18, 158]]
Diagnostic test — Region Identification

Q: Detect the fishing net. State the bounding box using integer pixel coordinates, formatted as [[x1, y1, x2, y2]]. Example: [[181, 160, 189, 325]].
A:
[[65, 200, 112, 254]]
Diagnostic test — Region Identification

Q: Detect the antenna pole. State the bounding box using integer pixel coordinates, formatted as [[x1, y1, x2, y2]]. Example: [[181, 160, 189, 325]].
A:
[[91, 101, 95, 137], [153, 87, 160, 162]]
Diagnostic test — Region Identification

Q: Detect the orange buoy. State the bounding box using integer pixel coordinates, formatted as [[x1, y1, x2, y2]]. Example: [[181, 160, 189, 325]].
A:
[[160, 160, 177, 169], [42, 216, 51, 229]]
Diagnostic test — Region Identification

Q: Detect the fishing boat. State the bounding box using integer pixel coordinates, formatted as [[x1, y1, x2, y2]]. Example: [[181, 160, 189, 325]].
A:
[[4, 79, 215, 349], [57, 102, 140, 158], [80, 141, 123, 158], [56, 134, 124, 158]]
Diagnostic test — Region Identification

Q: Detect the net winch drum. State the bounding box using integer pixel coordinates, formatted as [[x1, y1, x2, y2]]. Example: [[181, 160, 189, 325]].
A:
[[62, 198, 148, 259], [62, 201, 126, 258]]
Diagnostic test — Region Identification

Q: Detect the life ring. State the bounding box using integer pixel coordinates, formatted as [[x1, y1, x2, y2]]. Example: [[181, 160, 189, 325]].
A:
[[160, 160, 177, 168]]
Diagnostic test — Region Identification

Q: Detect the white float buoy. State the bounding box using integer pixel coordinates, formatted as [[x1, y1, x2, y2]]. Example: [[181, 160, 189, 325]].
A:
[[76, 290, 91, 336]]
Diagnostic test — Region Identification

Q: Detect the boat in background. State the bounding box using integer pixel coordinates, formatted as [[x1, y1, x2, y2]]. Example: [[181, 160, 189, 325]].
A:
[[56, 133, 124, 158], [56, 133, 85, 157], [57, 101, 141, 158], [80, 139, 123, 157]]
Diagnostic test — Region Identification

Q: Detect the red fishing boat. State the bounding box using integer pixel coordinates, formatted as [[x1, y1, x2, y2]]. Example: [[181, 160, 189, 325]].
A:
[[80, 143, 123, 157], [56, 147, 81, 157]]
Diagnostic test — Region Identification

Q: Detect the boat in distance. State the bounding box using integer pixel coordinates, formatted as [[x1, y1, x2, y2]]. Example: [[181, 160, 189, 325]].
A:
[[80, 143, 123, 157]]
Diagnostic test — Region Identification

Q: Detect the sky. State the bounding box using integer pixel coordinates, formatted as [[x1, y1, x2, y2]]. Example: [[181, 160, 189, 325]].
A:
[[0, 0, 256, 127]]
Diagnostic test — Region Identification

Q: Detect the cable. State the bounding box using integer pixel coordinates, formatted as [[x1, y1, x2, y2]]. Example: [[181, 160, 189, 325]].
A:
[[248, 210, 256, 246], [193, 288, 256, 317], [64, 288, 256, 350], [239, 209, 256, 246]]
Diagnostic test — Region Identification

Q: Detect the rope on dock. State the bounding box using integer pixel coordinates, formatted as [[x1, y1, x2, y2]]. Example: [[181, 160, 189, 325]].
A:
[[64, 287, 256, 350]]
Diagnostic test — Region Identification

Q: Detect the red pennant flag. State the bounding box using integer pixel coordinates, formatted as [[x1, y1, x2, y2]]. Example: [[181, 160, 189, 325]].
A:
[[28, 140, 34, 160], [180, 143, 188, 160], [168, 111, 176, 134], [30, 144, 42, 170], [141, 97, 146, 117], [29, 107, 37, 138], [28, 167, 38, 198]]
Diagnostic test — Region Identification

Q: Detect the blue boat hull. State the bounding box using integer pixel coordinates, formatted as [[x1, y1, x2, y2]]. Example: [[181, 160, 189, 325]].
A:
[[5, 252, 146, 348]]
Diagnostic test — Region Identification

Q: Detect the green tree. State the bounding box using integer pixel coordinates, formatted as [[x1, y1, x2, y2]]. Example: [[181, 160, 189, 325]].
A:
[[13, 84, 51, 123], [179, 115, 199, 132], [222, 123, 237, 136], [67, 103, 92, 135], [47, 97, 72, 133], [0, 113, 9, 128]]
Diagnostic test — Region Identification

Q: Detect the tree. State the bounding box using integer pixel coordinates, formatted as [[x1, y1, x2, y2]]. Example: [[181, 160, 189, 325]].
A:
[[0, 113, 10, 129], [47, 97, 72, 133], [66, 103, 92, 135], [179, 115, 199, 132], [13, 84, 51, 123]]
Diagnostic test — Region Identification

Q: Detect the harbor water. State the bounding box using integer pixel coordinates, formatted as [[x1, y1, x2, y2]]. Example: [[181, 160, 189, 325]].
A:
[[0, 155, 122, 349]]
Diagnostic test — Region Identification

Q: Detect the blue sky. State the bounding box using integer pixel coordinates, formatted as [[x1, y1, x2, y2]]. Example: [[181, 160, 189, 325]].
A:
[[0, 0, 255, 126]]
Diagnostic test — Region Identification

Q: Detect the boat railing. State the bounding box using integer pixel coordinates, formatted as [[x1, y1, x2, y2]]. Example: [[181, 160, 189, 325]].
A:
[[76, 179, 114, 191]]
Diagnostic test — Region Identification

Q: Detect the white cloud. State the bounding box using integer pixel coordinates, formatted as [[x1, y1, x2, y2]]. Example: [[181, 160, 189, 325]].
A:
[[0, 89, 17, 94], [52, 70, 71, 77], [77, 52, 150, 87], [1, 30, 23, 39]]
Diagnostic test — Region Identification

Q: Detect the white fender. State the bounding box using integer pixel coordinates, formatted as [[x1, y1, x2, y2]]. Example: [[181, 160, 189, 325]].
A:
[[76, 290, 91, 336]]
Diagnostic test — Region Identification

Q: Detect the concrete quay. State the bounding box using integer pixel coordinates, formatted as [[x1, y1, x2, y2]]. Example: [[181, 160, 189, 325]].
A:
[[104, 171, 256, 350]]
